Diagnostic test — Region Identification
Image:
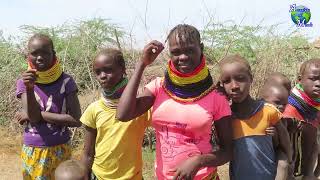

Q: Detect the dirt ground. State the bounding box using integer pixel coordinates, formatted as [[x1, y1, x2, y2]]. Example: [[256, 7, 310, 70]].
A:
[[0, 142, 230, 180], [0, 126, 231, 180], [0, 156, 229, 180], [0, 129, 23, 180]]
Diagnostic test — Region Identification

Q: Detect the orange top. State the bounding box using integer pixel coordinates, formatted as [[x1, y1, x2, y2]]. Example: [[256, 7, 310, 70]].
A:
[[233, 103, 281, 140]]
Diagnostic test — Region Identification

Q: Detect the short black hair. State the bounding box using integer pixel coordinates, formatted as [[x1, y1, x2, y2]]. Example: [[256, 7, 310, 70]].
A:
[[166, 24, 201, 45], [299, 58, 320, 78], [219, 54, 253, 78], [95, 48, 126, 70], [28, 33, 54, 50], [260, 81, 289, 100], [265, 72, 291, 92]]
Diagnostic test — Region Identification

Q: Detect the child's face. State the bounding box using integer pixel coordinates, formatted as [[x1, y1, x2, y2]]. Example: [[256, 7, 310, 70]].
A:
[[220, 62, 252, 103], [264, 88, 288, 113], [300, 64, 320, 99], [28, 38, 54, 71], [168, 34, 202, 74], [93, 54, 124, 90]]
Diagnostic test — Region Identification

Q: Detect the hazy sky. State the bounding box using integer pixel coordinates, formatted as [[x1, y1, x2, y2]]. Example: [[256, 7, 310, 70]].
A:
[[1, 0, 319, 46]]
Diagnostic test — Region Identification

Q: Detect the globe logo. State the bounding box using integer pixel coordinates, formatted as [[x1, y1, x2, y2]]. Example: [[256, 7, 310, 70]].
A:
[[289, 4, 313, 27]]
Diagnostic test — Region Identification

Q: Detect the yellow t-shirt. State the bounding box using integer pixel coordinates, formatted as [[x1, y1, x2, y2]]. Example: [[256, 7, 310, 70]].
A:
[[80, 98, 150, 180], [232, 103, 281, 140]]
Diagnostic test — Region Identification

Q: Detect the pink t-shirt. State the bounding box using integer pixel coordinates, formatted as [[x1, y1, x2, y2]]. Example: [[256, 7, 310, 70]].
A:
[[145, 77, 231, 180]]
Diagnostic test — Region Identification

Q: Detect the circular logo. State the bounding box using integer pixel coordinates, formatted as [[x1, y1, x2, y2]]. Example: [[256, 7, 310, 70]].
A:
[[291, 5, 311, 25]]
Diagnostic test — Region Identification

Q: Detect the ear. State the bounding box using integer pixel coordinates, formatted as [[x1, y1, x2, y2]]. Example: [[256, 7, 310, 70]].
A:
[[297, 74, 302, 82], [122, 68, 127, 76], [200, 42, 204, 52]]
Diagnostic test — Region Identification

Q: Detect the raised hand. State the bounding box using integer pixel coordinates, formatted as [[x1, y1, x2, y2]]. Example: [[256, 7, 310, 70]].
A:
[[22, 69, 37, 90], [140, 40, 164, 66]]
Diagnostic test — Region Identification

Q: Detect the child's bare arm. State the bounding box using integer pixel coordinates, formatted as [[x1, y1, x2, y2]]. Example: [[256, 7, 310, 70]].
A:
[[21, 69, 43, 123], [21, 92, 42, 123], [40, 91, 81, 127], [116, 41, 163, 121], [275, 120, 292, 163], [40, 112, 81, 127], [81, 125, 97, 180]]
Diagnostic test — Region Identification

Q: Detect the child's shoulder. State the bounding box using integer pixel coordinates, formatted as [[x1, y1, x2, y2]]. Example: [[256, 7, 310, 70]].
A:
[[60, 72, 76, 82], [263, 103, 281, 114], [263, 103, 281, 123], [85, 99, 104, 110]]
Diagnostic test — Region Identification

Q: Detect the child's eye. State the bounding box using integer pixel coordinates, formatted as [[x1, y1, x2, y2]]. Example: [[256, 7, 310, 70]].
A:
[[274, 101, 281, 105], [185, 49, 194, 54], [94, 70, 101, 75], [102, 68, 112, 74], [170, 50, 180, 56], [309, 77, 317, 81], [221, 79, 231, 84], [235, 76, 246, 82]]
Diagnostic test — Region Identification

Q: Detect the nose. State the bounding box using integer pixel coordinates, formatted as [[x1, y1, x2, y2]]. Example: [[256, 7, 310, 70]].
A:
[[36, 55, 44, 62], [99, 71, 108, 79], [178, 53, 188, 61], [231, 80, 240, 91], [315, 80, 320, 87]]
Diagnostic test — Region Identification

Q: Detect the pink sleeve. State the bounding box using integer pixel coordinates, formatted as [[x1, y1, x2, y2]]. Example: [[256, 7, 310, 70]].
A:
[[213, 91, 232, 121], [144, 77, 161, 97]]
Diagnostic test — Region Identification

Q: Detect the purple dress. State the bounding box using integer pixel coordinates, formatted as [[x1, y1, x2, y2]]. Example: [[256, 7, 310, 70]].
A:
[[16, 73, 78, 147]]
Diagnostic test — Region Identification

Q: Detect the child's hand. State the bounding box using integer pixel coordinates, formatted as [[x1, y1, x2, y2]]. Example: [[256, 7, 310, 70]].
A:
[[141, 40, 164, 66], [265, 126, 277, 136], [14, 111, 29, 125], [22, 69, 37, 89], [172, 156, 201, 180]]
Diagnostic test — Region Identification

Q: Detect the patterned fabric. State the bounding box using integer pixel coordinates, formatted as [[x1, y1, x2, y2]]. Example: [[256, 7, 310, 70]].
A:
[[287, 84, 320, 123], [145, 77, 231, 180], [163, 56, 215, 103], [28, 58, 63, 84], [102, 77, 128, 99], [21, 143, 71, 180], [16, 73, 78, 147]]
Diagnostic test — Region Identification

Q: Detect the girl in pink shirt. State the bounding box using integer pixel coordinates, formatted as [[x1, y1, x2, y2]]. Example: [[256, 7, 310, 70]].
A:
[[117, 24, 233, 180]]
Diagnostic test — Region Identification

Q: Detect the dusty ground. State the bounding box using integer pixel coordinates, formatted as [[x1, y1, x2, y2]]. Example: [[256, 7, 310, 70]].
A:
[[0, 136, 230, 180], [0, 128, 23, 180]]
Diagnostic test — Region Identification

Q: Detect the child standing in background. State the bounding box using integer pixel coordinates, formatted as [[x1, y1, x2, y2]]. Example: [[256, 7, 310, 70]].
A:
[[219, 55, 285, 180], [15, 34, 81, 179], [283, 58, 320, 180], [261, 81, 293, 180], [80, 49, 150, 180]]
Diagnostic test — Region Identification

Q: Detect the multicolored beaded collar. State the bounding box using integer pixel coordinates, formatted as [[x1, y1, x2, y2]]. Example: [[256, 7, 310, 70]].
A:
[[162, 56, 215, 103]]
